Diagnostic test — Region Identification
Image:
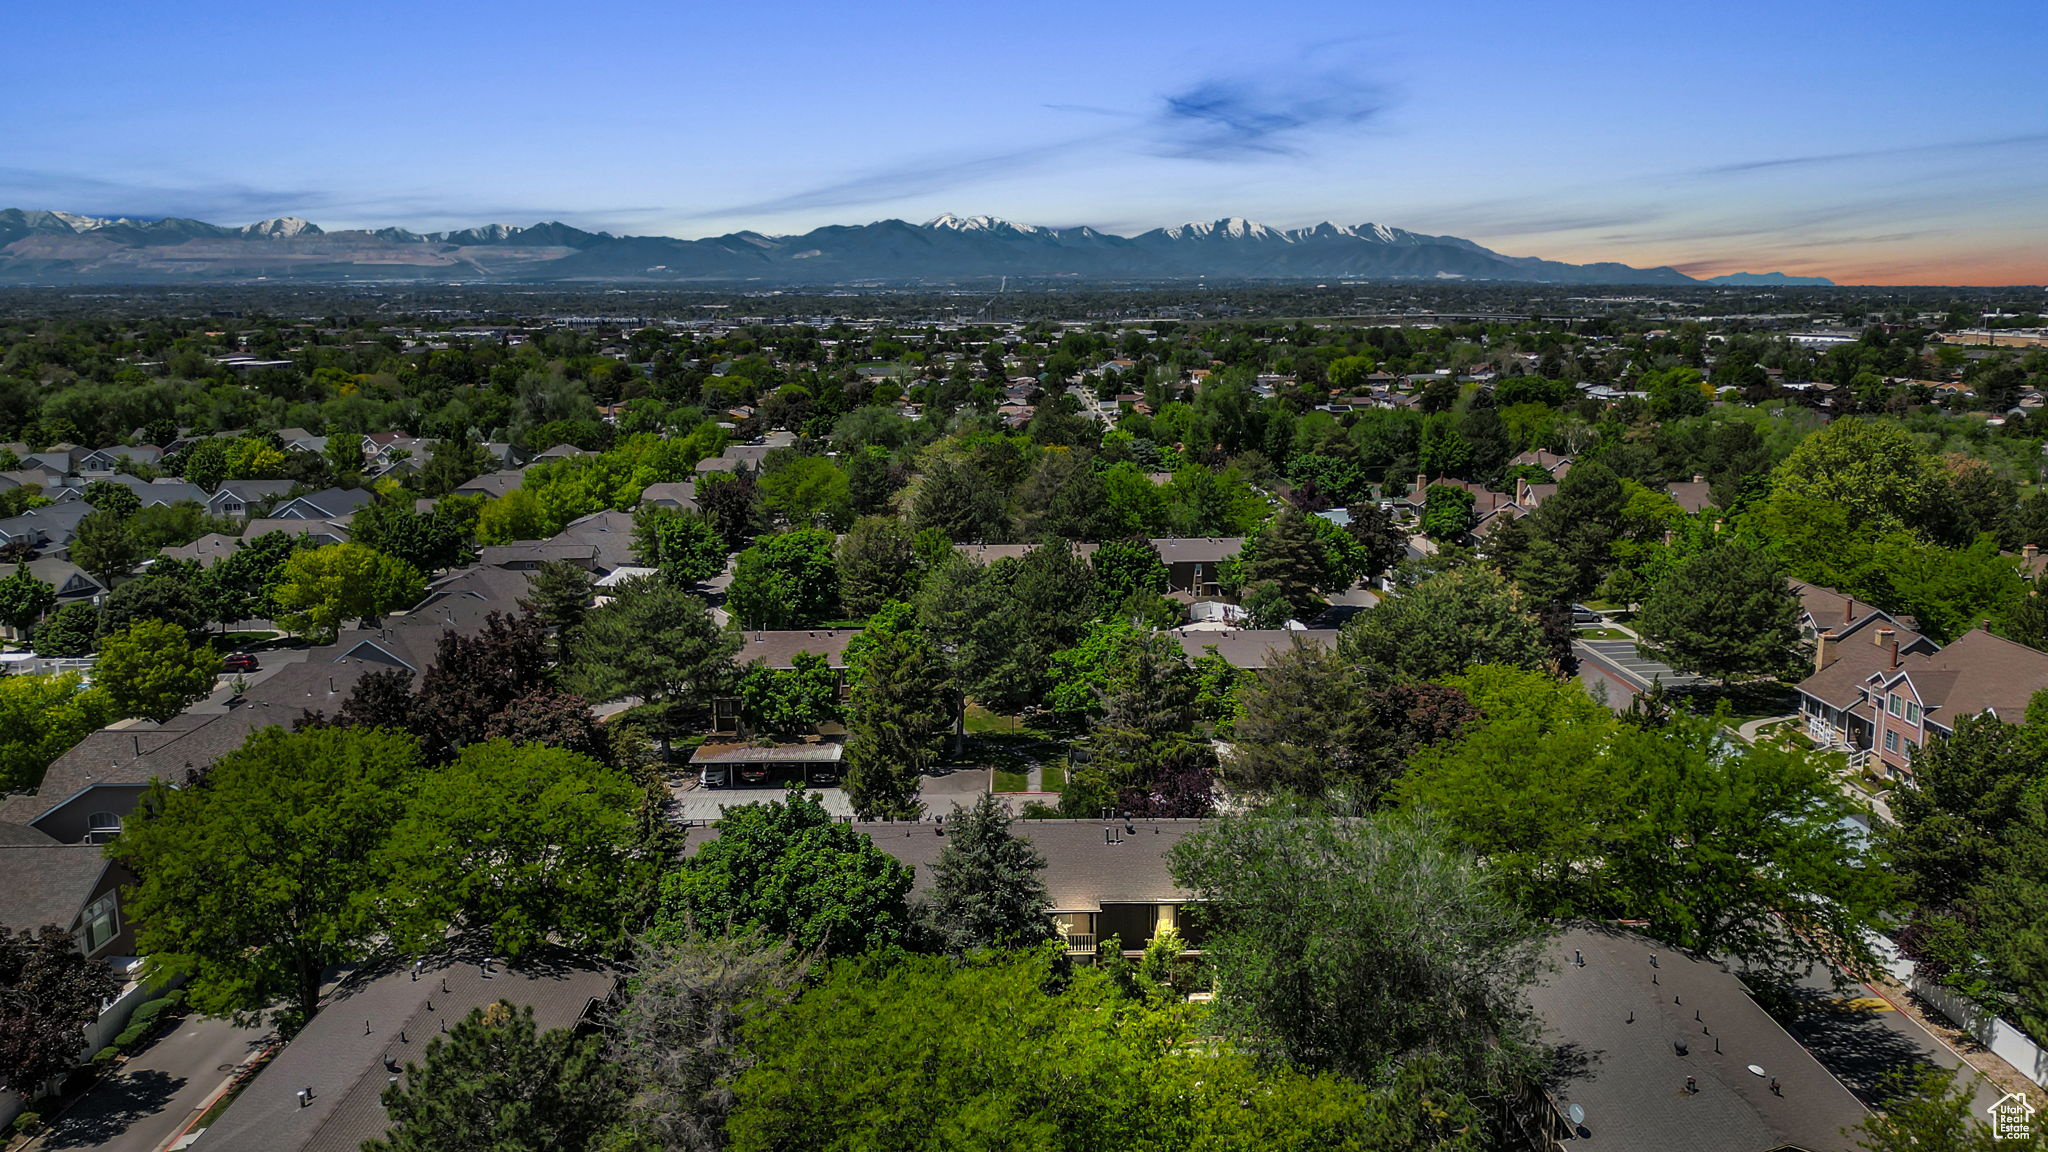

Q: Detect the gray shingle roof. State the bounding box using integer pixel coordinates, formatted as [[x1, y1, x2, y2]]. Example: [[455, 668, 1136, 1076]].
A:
[[1529, 924, 1866, 1152], [201, 947, 615, 1152], [734, 629, 860, 669], [0, 844, 108, 935], [684, 817, 1203, 912]]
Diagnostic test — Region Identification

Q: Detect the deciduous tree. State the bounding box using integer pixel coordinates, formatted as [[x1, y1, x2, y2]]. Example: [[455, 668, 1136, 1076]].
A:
[[270, 542, 425, 643], [379, 740, 656, 961], [0, 922, 123, 1092], [1169, 811, 1545, 1094], [94, 618, 220, 722], [655, 789, 912, 957], [1339, 565, 1549, 682], [565, 575, 738, 758], [113, 725, 423, 1027], [725, 528, 839, 630]]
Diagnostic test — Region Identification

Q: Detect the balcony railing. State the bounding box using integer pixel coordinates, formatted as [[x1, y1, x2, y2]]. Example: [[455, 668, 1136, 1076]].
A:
[[1062, 933, 1096, 952]]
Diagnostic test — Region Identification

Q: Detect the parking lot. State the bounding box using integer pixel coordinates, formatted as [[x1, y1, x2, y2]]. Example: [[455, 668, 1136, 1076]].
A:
[[668, 765, 991, 822], [1575, 638, 1707, 706]]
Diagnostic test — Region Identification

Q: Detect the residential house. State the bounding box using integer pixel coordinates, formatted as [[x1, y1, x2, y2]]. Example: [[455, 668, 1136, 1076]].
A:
[[269, 486, 373, 521], [1665, 473, 1715, 515], [0, 829, 137, 960], [238, 517, 350, 547], [481, 442, 523, 469], [200, 947, 615, 1152], [451, 469, 526, 500], [0, 660, 384, 843], [475, 542, 602, 571], [1527, 924, 1867, 1152], [1508, 448, 1573, 479], [694, 443, 776, 474], [275, 427, 328, 456], [529, 443, 592, 464], [358, 431, 426, 476], [1151, 537, 1243, 597], [717, 629, 862, 731], [156, 533, 244, 568], [22, 556, 103, 604], [0, 501, 92, 552], [688, 818, 1209, 958], [204, 479, 294, 520], [1854, 628, 2048, 777], [1166, 627, 1338, 670], [75, 445, 162, 475], [639, 480, 698, 512]]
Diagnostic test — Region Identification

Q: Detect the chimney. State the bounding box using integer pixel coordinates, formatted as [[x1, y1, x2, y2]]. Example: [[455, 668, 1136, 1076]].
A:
[[1875, 626, 1895, 649], [1845, 596, 1856, 624], [1415, 471, 1428, 496], [2027, 544, 2040, 563], [1692, 473, 1704, 485], [1891, 639, 1900, 670], [1516, 478, 1531, 505], [1814, 632, 1832, 673]]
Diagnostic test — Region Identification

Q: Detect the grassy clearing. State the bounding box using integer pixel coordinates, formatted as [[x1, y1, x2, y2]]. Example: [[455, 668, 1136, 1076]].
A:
[[1038, 761, 1065, 792], [1575, 627, 1630, 640], [993, 769, 1030, 792]]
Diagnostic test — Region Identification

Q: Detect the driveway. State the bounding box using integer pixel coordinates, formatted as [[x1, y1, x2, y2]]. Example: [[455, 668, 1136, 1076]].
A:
[[29, 1014, 269, 1152], [1783, 957, 2012, 1121]]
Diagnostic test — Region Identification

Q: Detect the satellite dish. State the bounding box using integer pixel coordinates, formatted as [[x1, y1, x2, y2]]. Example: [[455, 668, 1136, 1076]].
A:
[[1748, 1064, 1767, 1077], [1567, 1103, 1586, 1126]]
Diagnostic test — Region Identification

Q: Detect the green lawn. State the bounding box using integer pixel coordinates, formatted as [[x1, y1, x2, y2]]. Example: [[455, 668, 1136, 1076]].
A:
[[993, 769, 1030, 793], [1576, 627, 1630, 640], [1038, 761, 1064, 792]]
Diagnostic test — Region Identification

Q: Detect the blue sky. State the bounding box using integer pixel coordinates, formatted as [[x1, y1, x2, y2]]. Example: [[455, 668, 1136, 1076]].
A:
[[6, 0, 2047, 283]]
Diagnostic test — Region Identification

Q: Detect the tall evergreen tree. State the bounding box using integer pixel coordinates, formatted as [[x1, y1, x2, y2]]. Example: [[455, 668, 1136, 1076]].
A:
[[1636, 540, 1801, 682], [921, 792, 1056, 952], [843, 628, 952, 820]]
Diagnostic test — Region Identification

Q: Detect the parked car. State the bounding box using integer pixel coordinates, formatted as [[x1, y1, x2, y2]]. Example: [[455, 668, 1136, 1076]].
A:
[[698, 763, 730, 788], [739, 764, 772, 785], [222, 652, 260, 673], [1570, 605, 1602, 625], [807, 766, 841, 787]]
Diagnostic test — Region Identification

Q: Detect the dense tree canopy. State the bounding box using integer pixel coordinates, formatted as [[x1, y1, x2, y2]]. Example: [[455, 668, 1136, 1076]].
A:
[[655, 789, 914, 957]]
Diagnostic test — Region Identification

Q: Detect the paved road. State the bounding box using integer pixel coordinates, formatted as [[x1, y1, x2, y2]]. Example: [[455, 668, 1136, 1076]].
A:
[[1067, 384, 1117, 427], [1784, 958, 2009, 1121], [29, 1015, 268, 1152]]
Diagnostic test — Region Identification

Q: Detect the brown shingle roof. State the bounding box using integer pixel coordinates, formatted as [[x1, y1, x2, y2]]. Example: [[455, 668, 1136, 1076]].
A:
[[734, 629, 860, 669], [1885, 627, 2048, 725], [1166, 628, 1339, 670]]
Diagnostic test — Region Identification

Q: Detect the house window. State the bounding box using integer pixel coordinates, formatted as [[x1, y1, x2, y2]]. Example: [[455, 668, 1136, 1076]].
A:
[[1905, 702, 1920, 725], [1887, 693, 1903, 717], [84, 812, 122, 845], [1884, 730, 1899, 753], [81, 892, 119, 953]]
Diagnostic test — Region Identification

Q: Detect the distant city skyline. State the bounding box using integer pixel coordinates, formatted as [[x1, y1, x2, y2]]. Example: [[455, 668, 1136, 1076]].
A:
[[6, 0, 2046, 285]]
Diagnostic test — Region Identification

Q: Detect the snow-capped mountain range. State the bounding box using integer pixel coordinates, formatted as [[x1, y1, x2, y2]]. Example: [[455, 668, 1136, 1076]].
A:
[[0, 208, 1834, 286]]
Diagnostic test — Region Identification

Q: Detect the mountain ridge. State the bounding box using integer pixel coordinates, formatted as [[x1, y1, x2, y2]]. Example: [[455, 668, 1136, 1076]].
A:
[[0, 208, 1834, 286]]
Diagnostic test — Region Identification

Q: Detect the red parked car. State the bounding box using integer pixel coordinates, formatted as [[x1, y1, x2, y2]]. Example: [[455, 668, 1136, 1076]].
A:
[[222, 652, 260, 673]]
